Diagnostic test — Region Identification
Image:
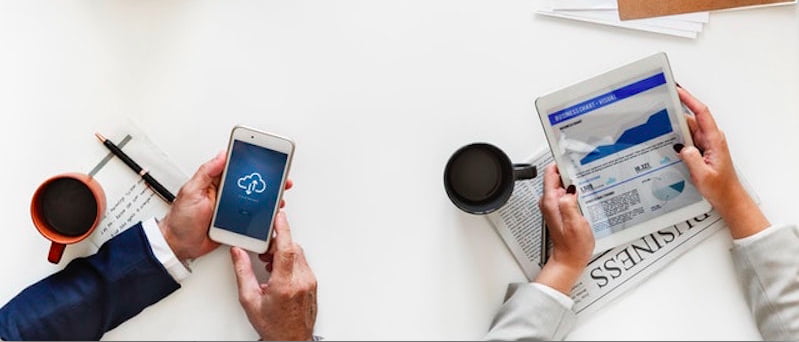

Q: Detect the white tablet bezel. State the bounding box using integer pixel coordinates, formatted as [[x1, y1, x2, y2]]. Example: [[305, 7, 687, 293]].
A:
[[535, 52, 711, 254], [209, 125, 295, 254]]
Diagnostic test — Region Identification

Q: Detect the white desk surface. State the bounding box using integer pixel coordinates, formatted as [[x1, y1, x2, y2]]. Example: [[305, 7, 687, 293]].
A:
[[0, 1, 797, 340]]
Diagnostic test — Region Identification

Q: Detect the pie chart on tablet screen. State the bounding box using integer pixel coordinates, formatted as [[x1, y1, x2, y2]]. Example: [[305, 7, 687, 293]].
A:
[[651, 172, 686, 202]]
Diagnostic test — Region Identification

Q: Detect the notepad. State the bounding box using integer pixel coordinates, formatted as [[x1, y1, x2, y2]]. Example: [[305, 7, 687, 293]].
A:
[[537, 0, 708, 39], [86, 119, 187, 247]]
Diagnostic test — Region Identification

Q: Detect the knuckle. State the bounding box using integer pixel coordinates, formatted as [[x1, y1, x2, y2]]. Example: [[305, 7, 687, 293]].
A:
[[286, 287, 302, 299], [548, 199, 560, 212], [542, 200, 557, 214], [285, 246, 300, 259], [273, 284, 293, 297], [298, 282, 312, 294], [558, 195, 573, 208], [176, 185, 189, 197], [199, 161, 213, 174], [238, 292, 255, 307]]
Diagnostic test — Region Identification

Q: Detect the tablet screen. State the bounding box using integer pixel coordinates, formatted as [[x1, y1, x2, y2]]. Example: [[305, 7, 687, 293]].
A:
[[543, 69, 703, 240]]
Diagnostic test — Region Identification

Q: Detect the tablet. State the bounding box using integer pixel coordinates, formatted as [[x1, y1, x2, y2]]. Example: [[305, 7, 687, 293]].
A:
[[535, 52, 711, 253]]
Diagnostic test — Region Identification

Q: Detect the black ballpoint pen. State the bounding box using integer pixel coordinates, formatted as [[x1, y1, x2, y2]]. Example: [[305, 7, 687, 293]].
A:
[[540, 220, 550, 267], [95, 132, 176, 203]]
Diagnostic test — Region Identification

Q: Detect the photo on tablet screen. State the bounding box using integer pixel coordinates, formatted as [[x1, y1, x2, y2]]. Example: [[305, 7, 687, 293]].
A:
[[536, 53, 710, 252]]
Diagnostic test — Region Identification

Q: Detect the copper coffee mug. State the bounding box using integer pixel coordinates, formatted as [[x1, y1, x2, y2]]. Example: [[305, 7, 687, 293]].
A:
[[30, 173, 106, 264]]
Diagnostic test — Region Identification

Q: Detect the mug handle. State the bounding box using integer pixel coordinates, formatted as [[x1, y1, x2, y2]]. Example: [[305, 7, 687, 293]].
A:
[[513, 164, 537, 181], [48, 242, 66, 264]]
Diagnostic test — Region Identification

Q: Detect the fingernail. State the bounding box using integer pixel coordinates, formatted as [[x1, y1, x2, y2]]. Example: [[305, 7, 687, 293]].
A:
[[676, 82, 682, 88], [673, 144, 684, 153], [566, 185, 576, 194]]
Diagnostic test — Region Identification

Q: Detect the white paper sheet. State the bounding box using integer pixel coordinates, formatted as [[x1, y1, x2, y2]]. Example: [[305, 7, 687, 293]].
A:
[[536, 8, 699, 39], [555, 9, 705, 32]]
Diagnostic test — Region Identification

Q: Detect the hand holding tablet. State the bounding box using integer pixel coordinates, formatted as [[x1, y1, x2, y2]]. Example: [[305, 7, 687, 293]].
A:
[[535, 53, 711, 253]]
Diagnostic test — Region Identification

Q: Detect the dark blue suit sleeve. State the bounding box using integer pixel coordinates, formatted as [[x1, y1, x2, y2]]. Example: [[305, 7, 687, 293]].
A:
[[0, 223, 180, 340]]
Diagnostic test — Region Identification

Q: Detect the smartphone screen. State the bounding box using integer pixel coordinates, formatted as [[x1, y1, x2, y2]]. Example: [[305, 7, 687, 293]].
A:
[[214, 139, 288, 240]]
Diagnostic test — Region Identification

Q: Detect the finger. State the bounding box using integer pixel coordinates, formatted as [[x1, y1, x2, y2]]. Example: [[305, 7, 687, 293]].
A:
[[543, 164, 563, 192], [679, 146, 710, 180], [211, 151, 226, 188], [539, 164, 564, 231], [685, 115, 699, 137], [558, 193, 584, 229], [185, 152, 226, 194], [263, 233, 278, 259], [295, 249, 317, 287], [271, 243, 299, 280], [677, 88, 719, 134], [273, 211, 293, 251], [293, 243, 310, 269], [279, 180, 292, 209], [259, 251, 273, 263], [290, 243, 314, 280], [230, 247, 261, 305], [684, 115, 708, 151]]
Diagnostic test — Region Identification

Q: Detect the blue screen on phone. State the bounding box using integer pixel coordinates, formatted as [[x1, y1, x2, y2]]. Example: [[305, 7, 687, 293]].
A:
[[214, 140, 288, 240]]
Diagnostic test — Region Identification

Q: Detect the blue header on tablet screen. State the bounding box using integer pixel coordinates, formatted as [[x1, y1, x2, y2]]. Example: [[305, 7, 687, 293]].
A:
[[547, 72, 667, 126]]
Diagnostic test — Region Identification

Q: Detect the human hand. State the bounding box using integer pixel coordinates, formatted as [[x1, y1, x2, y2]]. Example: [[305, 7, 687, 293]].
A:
[[231, 211, 317, 341], [159, 152, 293, 262], [675, 87, 769, 238], [534, 164, 594, 295], [674, 87, 745, 210]]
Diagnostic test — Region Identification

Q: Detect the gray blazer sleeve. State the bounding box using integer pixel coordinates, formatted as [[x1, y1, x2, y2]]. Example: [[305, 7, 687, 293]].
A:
[[485, 283, 575, 341], [731, 224, 799, 341]]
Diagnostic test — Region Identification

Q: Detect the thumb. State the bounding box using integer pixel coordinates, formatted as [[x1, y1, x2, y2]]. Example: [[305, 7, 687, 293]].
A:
[[230, 247, 261, 307], [185, 152, 226, 193], [679, 146, 710, 181]]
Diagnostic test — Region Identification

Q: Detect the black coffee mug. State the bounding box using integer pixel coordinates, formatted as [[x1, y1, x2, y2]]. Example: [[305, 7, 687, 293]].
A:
[[444, 143, 536, 214]]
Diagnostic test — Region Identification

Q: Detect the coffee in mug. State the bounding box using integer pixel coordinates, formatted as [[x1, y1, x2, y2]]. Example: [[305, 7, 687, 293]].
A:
[[443, 143, 536, 214], [31, 173, 106, 263]]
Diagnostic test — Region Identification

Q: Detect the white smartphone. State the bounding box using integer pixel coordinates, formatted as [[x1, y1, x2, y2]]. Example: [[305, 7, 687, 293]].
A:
[[209, 125, 295, 253]]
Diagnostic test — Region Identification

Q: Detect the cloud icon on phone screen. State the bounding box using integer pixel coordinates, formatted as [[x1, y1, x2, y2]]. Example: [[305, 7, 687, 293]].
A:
[[237, 172, 267, 195]]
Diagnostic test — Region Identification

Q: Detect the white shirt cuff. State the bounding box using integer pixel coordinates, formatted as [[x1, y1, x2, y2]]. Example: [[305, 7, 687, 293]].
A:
[[733, 224, 788, 248], [141, 217, 191, 283], [532, 282, 574, 309]]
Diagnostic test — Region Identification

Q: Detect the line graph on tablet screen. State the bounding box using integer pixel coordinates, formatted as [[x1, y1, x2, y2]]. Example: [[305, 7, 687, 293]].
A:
[[580, 109, 673, 165]]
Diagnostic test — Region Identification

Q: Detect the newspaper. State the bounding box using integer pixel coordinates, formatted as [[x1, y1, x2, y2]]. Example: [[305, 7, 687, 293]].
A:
[[487, 149, 728, 318]]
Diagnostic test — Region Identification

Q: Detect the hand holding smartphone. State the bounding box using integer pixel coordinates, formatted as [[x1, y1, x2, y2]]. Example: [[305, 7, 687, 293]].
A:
[[209, 125, 295, 253]]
